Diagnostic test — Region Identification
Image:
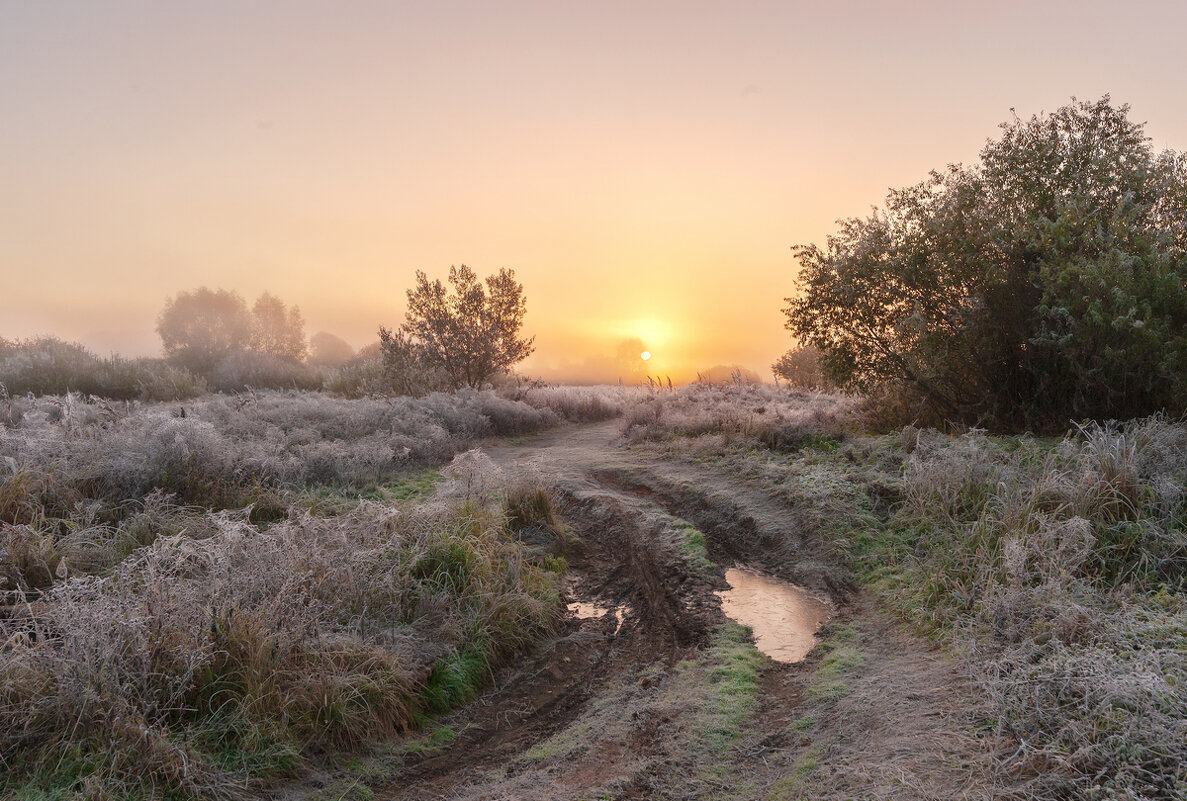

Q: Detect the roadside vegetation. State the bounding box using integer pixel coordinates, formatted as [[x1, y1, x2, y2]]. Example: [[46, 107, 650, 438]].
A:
[[631, 385, 1186, 799], [0, 392, 570, 799]]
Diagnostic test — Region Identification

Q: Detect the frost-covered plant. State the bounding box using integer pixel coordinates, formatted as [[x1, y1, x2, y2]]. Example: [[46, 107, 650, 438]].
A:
[[0, 390, 560, 510], [892, 417, 1187, 799], [619, 382, 861, 447], [0, 497, 565, 799]]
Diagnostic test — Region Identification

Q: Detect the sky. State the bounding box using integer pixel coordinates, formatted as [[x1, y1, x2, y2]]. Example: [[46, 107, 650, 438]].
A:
[[2, 1, 1186, 383]]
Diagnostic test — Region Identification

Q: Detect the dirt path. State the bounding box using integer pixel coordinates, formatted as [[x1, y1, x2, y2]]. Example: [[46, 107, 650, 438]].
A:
[[369, 421, 997, 801]]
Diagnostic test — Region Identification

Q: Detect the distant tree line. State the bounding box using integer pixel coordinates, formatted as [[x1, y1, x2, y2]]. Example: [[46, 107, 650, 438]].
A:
[[1, 267, 536, 401], [783, 97, 1187, 431], [156, 288, 308, 380]]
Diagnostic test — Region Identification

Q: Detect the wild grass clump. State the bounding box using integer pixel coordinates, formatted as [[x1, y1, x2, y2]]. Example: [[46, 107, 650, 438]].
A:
[[621, 382, 861, 448], [0, 498, 565, 800], [209, 350, 322, 393], [322, 346, 389, 397], [504, 481, 559, 534], [505, 384, 632, 422], [0, 390, 560, 516], [878, 417, 1187, 799], [0, 491, 209, 597], [0, 337, 208, 401]]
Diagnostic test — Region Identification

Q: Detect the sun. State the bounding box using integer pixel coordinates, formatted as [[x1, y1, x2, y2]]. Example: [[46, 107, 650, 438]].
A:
[[640, 351, 651, 361]]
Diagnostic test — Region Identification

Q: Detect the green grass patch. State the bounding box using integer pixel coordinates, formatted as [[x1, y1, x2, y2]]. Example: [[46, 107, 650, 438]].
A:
[[375, 468, 443, 503], [808, 623, 866, 702], [398, 724, 457, 756], [539, 554, 568, 574], [765, 750, 821, 801], [678, 522, 714, 569], [419, 647, 490, 718], [802, 433, 841, 453], [689, 623, 767, 780]]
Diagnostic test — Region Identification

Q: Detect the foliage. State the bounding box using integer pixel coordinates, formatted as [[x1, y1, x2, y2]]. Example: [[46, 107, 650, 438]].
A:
[[0, 390, 562, 525], [620, 382, 861, 447], [376, 326, 451, 396], [848, 418, 1187, 798], [0, 498, 564, 800], [157, 288, 307, 379], [157, 287, 254, 377], [0, 337, 207, 400], [502, 382, 628, 423], [308, 331, 355, 366], [323, 343, 389, 397], [249, 292, 307, 361], [785, 97, 1187, 431], [772, 344, 836, 390], [383, 265, 535, 392], [0, 389, 569, 799]]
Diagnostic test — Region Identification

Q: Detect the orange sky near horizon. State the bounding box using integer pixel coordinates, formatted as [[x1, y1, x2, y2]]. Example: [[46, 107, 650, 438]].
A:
[[3, 1, 1186, 384]]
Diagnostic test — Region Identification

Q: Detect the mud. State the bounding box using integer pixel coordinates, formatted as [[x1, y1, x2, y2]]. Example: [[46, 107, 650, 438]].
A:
[[277, 420, 1005, 800], [567, 599, 629, 635]]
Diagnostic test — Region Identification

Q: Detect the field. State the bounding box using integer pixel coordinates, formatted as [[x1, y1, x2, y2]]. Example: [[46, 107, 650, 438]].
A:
[[2, 384, 1184, 800]]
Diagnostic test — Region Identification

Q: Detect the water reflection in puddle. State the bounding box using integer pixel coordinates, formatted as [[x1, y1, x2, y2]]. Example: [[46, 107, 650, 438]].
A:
[[716, 567, 834, 663], [568, 600, 628, 635]]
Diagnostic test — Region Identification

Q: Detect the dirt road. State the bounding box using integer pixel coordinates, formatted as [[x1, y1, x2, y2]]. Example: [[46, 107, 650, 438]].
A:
[[373, 421, 996, 800]]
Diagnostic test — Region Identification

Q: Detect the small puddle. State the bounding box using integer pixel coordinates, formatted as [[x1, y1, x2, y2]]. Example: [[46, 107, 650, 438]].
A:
[[568, 600, 629, 635], [716, 567, 834, 663]]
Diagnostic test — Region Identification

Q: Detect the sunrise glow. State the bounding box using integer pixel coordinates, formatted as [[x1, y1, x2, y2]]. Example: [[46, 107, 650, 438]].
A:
[[2, 2, 1185, 384]]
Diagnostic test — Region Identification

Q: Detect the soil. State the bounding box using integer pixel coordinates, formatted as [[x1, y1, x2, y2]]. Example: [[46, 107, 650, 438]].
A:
[[309, 422, 1003, 800]]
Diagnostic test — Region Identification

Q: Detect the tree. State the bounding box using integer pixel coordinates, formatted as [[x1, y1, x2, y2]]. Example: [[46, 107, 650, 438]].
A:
[[158, 288, 310, 378], [157, 288, 252, 377], [250, 292, 306, 361], [376, 326, 448, 396], [308, 331, 355, 366], [784, 97, 1187, 431], [772, 345, 835, 390], [381, 265, 535, 391]]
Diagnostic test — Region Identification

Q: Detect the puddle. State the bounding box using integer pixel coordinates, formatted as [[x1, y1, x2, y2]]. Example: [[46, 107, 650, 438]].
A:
[[568, 600, 628, 635], [716, 567, 834, 663]]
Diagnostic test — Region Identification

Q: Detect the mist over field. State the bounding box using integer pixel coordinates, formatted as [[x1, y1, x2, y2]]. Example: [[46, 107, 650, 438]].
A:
[[5, 3, 1187, 385], [3, 3, 1187, 800]]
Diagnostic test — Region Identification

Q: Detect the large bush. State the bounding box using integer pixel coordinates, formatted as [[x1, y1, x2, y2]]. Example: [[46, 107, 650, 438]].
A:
[[785, 98, 1187, 431]]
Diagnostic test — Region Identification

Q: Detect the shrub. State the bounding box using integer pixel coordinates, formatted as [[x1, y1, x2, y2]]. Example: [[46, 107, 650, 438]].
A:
[[786, 97, 1187, 431], [0, 499, 564, 799], [880, 417, 1187, 797], [772, 345, 836, 390], [0, 338, 207, 401], [383, 265, 535, 391], [210, 350, 321, 393], [323, 345, 391, 397]]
